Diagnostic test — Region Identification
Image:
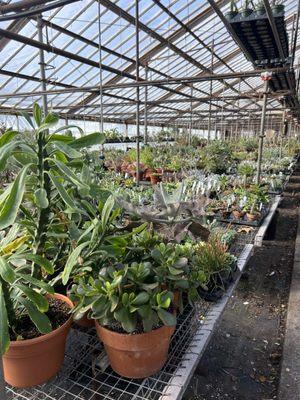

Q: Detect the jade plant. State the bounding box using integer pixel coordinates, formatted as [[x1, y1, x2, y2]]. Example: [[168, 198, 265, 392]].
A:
[[72, 261, 176, 333], [0, 103, 105, 354]]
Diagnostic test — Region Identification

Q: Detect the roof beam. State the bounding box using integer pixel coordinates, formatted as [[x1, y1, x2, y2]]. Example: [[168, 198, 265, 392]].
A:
[[69, 0, 230, 112]]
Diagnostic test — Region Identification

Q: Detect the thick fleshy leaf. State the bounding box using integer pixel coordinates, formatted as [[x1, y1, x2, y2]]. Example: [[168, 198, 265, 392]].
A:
[[0, 165, 30, 230], [33, 103, 43, 127], [0, 130, 18, 147], [69, 132, 105, 149], [101, 196, 114, 231], [0, 256, 16, 284], [52, 160, 89, 194], [1, 235, 29, 255], [16, 284, 49, 312], [47, 133, 73, 144], [52, 143, 82, 159], [0, 141, 19, 171], [131, 292, 149, 306], [18, 273, 54, 294], [49, 171, 81, 212], [157, 309, 176, 326], [0, 282, 10, 355], [34, 188, 49, 209], [12, 253, 54, 275], [18, 297, 52, 334], [20, 111, 35, 128], [62, 242, 88, 285]]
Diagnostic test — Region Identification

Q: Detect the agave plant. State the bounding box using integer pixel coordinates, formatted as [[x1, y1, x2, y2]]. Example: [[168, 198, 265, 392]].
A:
[[116, 182, 210, 242], [0, 103, 105, 354]]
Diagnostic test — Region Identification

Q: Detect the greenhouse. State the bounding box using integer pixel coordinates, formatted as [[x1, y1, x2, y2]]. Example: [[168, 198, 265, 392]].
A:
[[0, 0, 300, 399]]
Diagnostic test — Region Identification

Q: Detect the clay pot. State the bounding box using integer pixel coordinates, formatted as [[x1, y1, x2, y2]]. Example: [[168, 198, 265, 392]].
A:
[[66, 288, 94, 329], [144, 168, 154, 181], [150, 174, 160, 185], [246, 212, 260, 222], [95, 322, 175, 378], [232, 210, 244, 220], [3, 293, 73, 388]]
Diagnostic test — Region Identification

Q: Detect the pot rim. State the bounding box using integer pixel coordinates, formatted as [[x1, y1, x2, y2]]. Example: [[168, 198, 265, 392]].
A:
[[95, 320, 175, 339], [7, 293, 73, 349]]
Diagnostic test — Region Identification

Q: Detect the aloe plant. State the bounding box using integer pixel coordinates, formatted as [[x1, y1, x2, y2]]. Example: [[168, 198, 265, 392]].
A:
[[0, 103, 105, 354]]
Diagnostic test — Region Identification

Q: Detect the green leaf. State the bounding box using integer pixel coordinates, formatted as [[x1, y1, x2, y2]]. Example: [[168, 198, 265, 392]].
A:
[[114, 308, 136, 333], [132, 292, 149, 306], [157, 309, 176, 326], [20, 111, 35, 128], [69, 132, 105, 149], [0, 256, 16, 284], [18, 297, 52, 334], [0, 130, 18, 147], [52, 143, 82, 159], [0, 141, 19, 171], [34, 188, 49, 209], [81, 164, 91, 185], [11, 254, 54, 275], [52, 160, 89, 195], [47, 134, 73, 144], [101, 196, 114, 231], [62, 242, 88, 285], [0, 282, 10, 355], [16, 284, 49, 312], [18, 273, 54, 294], [33, 103, 42, 127], [0, 164, 31, 230], [49, 171, 81, 212], [44, 112, 59, 126]]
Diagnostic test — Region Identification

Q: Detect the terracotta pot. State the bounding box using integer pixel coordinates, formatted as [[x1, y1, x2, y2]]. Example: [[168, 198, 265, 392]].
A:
[[66, 288, 94, 329], [232, 210, 244, 220], [3, 293, 73, 388], [144, 168, 154, 180], [150, 174, 161, 185], [95, 322, 175, 378], [246, 212, 260, 222]]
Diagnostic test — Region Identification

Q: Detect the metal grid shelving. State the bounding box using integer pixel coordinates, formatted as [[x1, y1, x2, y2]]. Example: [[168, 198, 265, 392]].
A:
[[3, 190, 284, 400]]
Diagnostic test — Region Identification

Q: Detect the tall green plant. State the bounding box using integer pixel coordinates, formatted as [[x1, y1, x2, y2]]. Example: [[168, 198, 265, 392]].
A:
[[0, 104, 105, 354]]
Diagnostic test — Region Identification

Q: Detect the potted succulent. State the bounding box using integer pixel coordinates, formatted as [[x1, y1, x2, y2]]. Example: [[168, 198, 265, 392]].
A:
[[272, 0, 284, 14], [72, 261, 177, 378], [0, 104, 105, 388], [190, 237, 237, 302], [255, 1, 265, 16], [241, 0, 253, 17], [225, 0, 238, 19]]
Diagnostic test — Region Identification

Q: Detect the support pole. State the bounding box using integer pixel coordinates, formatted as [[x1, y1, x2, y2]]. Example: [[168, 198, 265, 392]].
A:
[[135, 0, 140, 185], [37, 15, 48, 115], [256, 72, 271, 184], [144, 63, 148, 145]]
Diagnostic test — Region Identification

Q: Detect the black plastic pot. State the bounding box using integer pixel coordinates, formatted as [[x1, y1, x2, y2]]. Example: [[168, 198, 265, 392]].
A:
[[240, 8, 253, 17], [272, 4, 284, 14], [225, 10, 238, 20]]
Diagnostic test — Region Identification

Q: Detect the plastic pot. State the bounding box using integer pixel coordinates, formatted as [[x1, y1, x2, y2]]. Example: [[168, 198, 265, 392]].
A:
[[95, 322, 175, 378], [241, 8, 253, 17], [225, 10, 238, 19], [3, 293, 73, 388], [272, 4, 284, 13]]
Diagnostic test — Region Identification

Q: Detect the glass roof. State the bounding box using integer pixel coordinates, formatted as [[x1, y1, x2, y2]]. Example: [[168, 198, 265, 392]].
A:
[[0, 0, 299, 129]]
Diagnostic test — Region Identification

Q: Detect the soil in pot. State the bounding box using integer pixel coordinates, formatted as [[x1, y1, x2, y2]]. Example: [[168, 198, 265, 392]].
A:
[[3, 293, 73, 388], [96, 322, 175, 379]]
